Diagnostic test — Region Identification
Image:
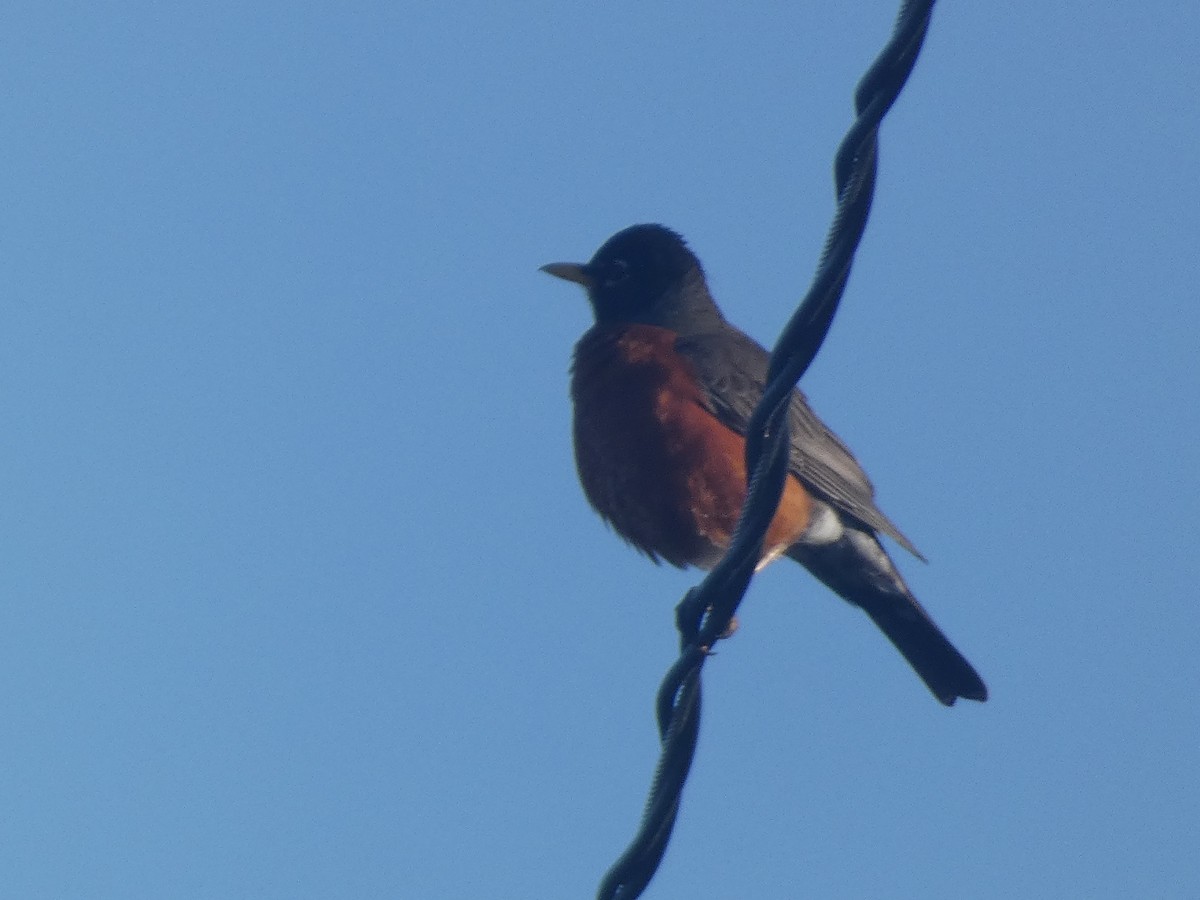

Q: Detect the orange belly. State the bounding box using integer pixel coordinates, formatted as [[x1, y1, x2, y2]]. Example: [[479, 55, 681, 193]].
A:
[[570, 323, 812, 569]]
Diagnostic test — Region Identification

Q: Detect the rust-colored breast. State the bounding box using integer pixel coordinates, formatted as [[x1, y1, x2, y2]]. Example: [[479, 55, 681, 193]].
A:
[[570, 324, 811, 569]]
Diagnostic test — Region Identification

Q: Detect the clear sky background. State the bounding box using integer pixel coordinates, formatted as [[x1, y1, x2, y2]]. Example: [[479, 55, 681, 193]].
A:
[[3, 2, 1198, 898]]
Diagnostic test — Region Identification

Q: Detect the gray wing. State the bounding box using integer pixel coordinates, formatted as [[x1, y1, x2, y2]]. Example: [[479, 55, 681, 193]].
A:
[[676, 327, 924, 560]]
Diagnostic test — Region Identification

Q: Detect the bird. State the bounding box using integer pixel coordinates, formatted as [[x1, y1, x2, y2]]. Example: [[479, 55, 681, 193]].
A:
[[541, 223, 986, 706]]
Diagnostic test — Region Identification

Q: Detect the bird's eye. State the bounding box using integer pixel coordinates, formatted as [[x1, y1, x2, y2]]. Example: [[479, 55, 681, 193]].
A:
[[603, 258, 630, 287]]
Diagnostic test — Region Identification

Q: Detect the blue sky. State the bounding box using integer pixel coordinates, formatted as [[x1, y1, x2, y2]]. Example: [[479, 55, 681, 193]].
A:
[[4, 2, 1198, 898]]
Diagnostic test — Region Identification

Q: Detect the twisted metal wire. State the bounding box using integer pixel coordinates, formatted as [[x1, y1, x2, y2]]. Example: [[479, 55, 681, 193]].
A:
[[597, 2, 937, 897]]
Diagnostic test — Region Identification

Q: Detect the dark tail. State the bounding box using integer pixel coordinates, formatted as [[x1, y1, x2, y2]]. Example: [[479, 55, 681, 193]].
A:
[[786, 531, 987, 706]]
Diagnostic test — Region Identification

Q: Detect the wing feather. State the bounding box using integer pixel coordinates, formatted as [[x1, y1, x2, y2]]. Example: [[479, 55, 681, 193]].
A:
[[676, 327, 923, 559]]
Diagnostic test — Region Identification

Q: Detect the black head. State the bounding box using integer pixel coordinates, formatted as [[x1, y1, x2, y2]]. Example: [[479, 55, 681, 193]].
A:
[[542, 224, 725, 331]]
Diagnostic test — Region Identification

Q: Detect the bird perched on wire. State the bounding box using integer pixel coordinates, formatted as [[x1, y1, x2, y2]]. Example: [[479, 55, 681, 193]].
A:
[[542, 224, 986, 706]]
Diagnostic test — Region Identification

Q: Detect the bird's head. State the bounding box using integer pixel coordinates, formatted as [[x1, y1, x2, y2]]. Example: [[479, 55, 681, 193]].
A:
[[542, 224, 724, 331]]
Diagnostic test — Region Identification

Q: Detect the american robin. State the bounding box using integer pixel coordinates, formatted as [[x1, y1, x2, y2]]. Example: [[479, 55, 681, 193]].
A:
[[542, 224, 986, 706]]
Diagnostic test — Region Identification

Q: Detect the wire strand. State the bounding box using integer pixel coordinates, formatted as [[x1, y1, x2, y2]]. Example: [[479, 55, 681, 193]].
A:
[[596, 3, 937, 897]]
